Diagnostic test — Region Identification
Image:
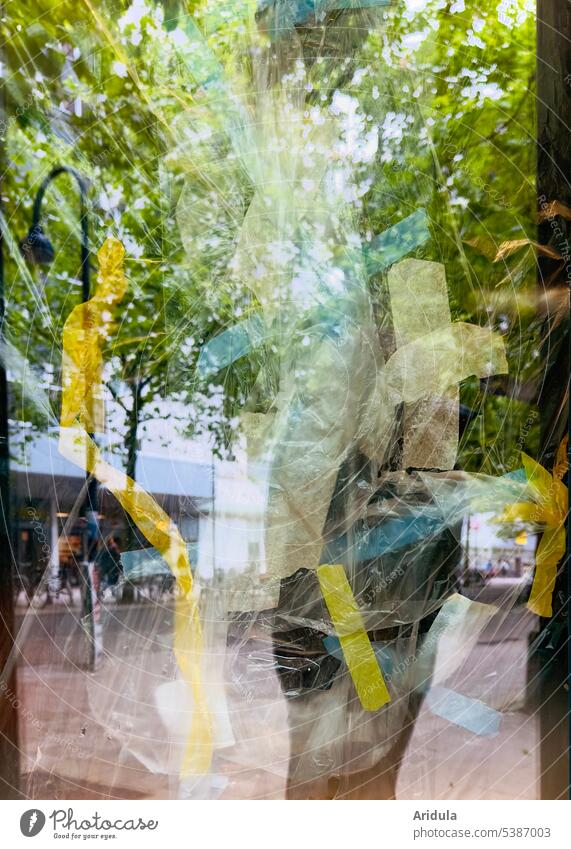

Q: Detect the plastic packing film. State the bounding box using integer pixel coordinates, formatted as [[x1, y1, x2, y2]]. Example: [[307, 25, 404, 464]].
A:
[[155, 4, 522, 796], [6, 1, 553, 801], [257, 0, 393, 36], [61, 242, 216, 786], [0, 240, 215, 797]]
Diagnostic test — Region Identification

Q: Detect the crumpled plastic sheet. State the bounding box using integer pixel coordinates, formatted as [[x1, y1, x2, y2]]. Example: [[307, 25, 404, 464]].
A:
[[9, 2, 547, 801]]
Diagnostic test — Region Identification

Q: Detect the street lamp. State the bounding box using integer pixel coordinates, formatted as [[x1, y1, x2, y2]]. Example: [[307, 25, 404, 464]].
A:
[[21, 166, 102, 670], [20, 166, 90, 301]]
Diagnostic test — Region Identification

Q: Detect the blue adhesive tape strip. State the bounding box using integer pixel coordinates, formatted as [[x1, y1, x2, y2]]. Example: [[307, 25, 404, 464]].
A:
[[322, 508, 446, 566], [364, 209, 431, 275], [260, 0, 393, 30], [196, 209, 430, 376], [121, 543, 197, 580], [321, 466, 530, 570], [323, 635, 395, 676], [426, 686, 502, 736], [197, 315, 266, 378]]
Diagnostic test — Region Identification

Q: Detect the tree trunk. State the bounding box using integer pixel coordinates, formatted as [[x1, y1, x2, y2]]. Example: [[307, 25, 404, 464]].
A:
[[121, 380, 143, 601], [125, 382, 141, 485]]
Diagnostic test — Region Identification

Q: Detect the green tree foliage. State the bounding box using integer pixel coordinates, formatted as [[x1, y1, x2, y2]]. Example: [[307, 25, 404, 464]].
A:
[[1, 0, 541, 474]]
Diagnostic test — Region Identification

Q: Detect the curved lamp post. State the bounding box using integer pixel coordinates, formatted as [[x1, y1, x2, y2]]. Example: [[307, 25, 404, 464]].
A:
[[20, 166, 90, 301], [20, 166, 102, 670]]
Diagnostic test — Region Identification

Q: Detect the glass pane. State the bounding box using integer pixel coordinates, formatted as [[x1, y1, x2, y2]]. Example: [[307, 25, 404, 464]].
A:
[[1, 0, 566, 801]]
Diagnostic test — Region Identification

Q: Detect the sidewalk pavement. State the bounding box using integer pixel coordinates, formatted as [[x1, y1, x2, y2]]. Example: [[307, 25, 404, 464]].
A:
[[14, 578, 539, 799]]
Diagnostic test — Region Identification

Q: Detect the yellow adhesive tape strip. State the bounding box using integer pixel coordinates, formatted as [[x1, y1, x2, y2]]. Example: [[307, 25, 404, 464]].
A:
[[527, 527, 565, 618], [388, 258, 456, 469], [497, 449, 568, 619], [384, 322, 508, 407], [317, 564, 391, 711], [58, 238, 212, 777], [60, 239, 128, 433], [521, 452, 566, 618], [387, 259, 508, 469]]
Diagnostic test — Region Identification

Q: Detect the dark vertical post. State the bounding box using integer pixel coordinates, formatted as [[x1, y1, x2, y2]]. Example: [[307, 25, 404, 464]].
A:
[[25, 166, 102, 670], [0, 58, 20, 798], [536, 0, 571, 800]]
